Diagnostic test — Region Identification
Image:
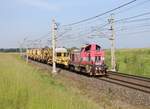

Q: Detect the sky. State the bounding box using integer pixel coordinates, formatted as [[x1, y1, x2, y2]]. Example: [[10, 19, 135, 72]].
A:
[[0, 0, 150, 48]]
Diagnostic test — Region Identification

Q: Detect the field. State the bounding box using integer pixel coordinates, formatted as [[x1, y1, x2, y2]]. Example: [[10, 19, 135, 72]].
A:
[[0, 53, 100, 109], [0, 48, 149, 109], [105, 48, 150, 77]]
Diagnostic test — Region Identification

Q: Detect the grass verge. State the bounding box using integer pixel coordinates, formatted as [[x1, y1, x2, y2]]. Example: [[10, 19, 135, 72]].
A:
[[105, 48, 150, 77], [0, 53, 100, 109]]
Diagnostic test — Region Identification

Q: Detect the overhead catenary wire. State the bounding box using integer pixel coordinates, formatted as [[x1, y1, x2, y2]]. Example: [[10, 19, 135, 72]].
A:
[[60, 0, 150, 32], [120, 18, 150, 23], [58, 12, 150, 44], [23, 0, 150, 49], [115, 23, 150, 32], [57, 26, 111, 47], [114, 0, 150, 15], [24, 32, 51, 49], [116, 29, 150, 36], [85, 12, 150, 30], [64, 12, 150, 39], [57, 22, 110, 41], [59, 14, 149, 48], [33, 32, 50, 41], [63, 0, 138, 26], [59, 0, 144, 42], [67, 16, 150, 38], [115, 12, 150, 23], [113, 17, 150, 32]]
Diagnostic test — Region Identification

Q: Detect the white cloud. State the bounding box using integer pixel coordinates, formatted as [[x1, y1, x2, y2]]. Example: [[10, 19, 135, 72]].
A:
[[18, 0, 62, 11]]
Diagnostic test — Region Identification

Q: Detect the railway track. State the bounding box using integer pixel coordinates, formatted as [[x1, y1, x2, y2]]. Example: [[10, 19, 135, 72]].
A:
[[28, 59, 150, 94], [108, 71, 150, 82], [98, 71, 150, 94]]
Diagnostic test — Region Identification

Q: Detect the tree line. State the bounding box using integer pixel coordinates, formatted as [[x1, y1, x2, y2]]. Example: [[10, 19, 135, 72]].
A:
[[0, 48, 26, 52]]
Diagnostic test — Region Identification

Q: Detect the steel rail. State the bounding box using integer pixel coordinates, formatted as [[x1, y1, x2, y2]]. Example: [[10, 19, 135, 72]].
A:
[[98, 77, 150, 94], [108, 71, 150, 82], [97, 71, 150, 94], [106, 76, 150, 89]]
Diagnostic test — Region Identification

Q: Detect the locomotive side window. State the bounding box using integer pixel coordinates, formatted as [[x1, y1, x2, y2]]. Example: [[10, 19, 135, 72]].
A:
[[81, 48, 84, 52], [85, 45, 91, 52], [85, 54, 91, 62], [80, 58, 83, 62], [64, 53, 68, 57], [57, 53, 61, 57], [88, 54, 91, 62], [96, 45, 101, 51], [72, 54, 74, 61]]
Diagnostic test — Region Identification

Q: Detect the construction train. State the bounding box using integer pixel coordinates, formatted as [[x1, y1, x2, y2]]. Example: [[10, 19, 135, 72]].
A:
[[26, 44, 108, 76]]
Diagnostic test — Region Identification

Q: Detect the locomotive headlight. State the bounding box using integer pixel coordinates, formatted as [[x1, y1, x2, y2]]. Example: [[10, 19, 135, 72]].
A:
[[101, 57, 104, 61], [99, 67, 101, 70], [95, 67, 98, 70]]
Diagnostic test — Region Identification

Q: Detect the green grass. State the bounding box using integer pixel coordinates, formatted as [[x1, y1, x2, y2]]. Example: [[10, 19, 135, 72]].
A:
[[105, 48, 150, 77], [0, 53, 100, 109]]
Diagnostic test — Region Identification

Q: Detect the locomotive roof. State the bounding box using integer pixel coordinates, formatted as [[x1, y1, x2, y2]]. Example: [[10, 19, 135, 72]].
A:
[[55, 48, 68, 53], [82, 43, 101, 48]]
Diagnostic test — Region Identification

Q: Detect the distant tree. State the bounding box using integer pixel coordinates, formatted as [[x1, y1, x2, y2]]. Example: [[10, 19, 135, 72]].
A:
[[44, 46, 49, 48], [0, 48, 21, 52]]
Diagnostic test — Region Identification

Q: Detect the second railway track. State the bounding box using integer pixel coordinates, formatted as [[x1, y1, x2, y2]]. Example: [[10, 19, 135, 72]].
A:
[[98, 71, 150, 94]]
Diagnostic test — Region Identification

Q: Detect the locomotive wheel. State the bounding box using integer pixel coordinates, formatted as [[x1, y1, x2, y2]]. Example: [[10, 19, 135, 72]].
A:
[[80, 67, 86, 73], [69, 65, 75, 71], [89, 72, 93, 76], [85, 65, 92, 74], [104, 70, 108, 76]]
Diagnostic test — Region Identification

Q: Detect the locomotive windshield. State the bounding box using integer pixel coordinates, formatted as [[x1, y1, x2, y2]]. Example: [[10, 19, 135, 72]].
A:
[[85, 45, 91, 52], [96, 45, 101, 51], [64, 53, 69, 57], [57, 52, 69, 57], [95, 56, 101, 62], [57, 53, 61, 57]]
